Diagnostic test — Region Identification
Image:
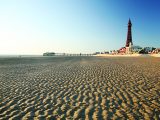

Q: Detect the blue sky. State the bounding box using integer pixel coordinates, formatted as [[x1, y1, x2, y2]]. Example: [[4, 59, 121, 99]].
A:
[[0, 0, 160, 54]]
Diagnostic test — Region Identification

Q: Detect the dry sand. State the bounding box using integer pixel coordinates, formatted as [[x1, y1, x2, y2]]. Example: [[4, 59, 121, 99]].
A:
[[149, 54, 160, 57], [95, 54, 141, 57], [0, 56, 160, 119]]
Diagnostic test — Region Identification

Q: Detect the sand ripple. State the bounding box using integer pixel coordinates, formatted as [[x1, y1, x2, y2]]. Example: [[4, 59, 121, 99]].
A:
[[0, 57, 160, 119]]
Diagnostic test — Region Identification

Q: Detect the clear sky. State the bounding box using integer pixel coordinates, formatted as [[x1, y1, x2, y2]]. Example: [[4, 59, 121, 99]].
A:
[[0, 0, 160, 54]]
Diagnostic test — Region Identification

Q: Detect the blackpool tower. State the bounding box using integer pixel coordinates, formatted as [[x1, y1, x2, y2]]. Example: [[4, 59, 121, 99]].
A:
[[126, 19, 133, 47]]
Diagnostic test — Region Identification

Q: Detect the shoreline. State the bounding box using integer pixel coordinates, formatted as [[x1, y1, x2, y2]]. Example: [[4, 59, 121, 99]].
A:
[[95, 54, 141, 57], [95, 54, 160, 57], [149, 54, 160, 57]]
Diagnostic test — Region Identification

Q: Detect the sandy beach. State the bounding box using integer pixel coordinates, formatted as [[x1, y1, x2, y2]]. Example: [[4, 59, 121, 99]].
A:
[[96, 54, 160, 58], [149, 54, 160, 57], [95, 54, 142, 57], [0, 56, 160, 119]]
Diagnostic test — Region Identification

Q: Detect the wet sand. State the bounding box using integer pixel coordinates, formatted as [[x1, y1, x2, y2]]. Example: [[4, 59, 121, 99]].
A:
[[0, 56, 160, 119]]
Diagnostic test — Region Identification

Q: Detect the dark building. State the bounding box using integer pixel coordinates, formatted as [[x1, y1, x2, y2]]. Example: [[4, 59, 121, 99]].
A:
[[126, 19, 133, 47]]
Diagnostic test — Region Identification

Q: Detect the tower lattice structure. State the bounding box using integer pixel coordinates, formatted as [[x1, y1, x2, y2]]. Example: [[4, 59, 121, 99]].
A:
[[126, 19, 133, 47]]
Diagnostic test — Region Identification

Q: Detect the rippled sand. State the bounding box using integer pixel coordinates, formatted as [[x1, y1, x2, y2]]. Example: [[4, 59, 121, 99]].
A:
[[0, 56, 160, 119]]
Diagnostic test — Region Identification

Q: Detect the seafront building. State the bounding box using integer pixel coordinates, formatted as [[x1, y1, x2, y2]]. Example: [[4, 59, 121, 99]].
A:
[[119, 19, 133, 54], [43, 19, 159, 56], [125, 19, 133, 47], [152, 48, 160, 54], [120, 19, 159, 54]]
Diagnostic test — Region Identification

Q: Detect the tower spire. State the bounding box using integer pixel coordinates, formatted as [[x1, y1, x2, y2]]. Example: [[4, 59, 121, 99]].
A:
[[126, 19, 133, 47]]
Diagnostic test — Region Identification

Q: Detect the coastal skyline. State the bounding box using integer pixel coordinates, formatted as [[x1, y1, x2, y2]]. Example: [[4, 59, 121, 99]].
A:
[[0, 0, 160, 55]]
